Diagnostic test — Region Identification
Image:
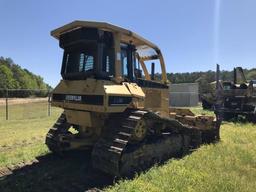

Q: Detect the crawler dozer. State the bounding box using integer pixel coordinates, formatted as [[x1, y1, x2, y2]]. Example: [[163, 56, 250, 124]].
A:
[[46, 21, 220, 176]]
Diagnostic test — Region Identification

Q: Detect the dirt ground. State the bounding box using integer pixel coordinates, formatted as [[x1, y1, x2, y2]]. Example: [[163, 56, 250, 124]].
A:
[[0, 150, 114, 192], [0, 98, 48, 106]]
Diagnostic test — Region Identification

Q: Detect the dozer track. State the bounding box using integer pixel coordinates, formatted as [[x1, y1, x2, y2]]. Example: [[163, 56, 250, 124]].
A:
[[45, 113, 71, 152], [91, 110, 148, 176], [46, 111, 219, 177], [91, 109, 213, 177]]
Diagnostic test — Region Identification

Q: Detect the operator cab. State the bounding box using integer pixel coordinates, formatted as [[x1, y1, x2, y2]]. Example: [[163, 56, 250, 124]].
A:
[[52, 21, 168, 86]]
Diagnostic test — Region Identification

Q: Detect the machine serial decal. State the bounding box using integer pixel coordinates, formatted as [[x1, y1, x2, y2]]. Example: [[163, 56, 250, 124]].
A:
[[65, 95, 82, 102], [52, 94, 104, 105]]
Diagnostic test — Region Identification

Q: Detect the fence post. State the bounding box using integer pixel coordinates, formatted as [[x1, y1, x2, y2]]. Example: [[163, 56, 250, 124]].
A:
[[5, 89, 9, 120], [48, 92, 51, 116]]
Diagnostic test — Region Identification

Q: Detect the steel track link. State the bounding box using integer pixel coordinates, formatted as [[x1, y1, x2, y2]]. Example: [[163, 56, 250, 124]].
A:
[[91, 109, 220, 177], [91, 109, 147, 176], [45, 113, 71, 152]]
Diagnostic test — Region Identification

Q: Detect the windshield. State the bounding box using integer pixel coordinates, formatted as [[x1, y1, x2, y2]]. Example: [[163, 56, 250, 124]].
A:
[[63, 45, 95, 74], [60, 28, 114, 80], [61, 44, 114, 80], [61, 43, 97, 80]]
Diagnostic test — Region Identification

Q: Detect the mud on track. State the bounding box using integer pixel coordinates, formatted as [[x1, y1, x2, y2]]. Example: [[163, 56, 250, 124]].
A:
[[0, 150, 114, 192]]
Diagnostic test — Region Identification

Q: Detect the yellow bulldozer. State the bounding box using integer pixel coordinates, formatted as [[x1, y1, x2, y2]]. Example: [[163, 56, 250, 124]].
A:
[[46, 21, 221, 177]]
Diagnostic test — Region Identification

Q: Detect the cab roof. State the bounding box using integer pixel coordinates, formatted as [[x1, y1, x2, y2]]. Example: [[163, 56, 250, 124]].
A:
[[51, 20, 161, 60]]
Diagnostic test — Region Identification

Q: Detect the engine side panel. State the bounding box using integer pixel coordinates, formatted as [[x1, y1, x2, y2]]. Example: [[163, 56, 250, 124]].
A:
[[51, 79, 139, 113]]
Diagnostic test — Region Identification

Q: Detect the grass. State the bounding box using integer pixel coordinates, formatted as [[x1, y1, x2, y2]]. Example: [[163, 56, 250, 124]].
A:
[[0, 104, 62, 167], [0, 104, 255, 192], [0, 101, 52, 121], [106, 122, 256, 192], [189, 106, 215, 116]]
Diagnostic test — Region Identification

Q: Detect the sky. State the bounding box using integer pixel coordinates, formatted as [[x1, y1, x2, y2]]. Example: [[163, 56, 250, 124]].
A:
[[0, 0, 255, 86]]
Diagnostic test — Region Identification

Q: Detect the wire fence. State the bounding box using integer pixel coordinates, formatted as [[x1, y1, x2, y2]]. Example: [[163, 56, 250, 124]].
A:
[[0, 89, 52, 120], [0, 88, 201, 120]]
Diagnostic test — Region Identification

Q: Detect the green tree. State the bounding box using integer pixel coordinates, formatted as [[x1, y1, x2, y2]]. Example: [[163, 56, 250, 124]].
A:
[[0, 56, 52, 97], [0, 65, 17, 89], [247, 69, 256, 80]]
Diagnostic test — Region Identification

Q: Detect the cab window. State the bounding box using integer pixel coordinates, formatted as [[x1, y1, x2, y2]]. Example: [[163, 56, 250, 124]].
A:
[[120, 44, 136, 81], [121, 48, 128, 77]]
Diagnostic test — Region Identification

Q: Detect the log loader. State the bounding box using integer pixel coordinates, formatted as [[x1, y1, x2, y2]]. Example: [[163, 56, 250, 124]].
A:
[[215, 66, 256, 122]]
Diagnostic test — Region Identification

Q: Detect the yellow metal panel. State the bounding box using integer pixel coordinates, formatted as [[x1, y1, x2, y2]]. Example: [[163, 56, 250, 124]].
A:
[[123, 83, 145, 99], [104, 85, 131, 96], [139, 87, 169, 117], [53, 78, 108, 95], [145, 89, 161, 108], [104, 84, 133, 112], [65, 110, 92, 127], [158, 51, 168, 83], [107, 106, 131, 113], [51, 20, 160, 49], [64, 103, 105, 112], [138, 59, 150, 80], [51, 99, 128, 113]]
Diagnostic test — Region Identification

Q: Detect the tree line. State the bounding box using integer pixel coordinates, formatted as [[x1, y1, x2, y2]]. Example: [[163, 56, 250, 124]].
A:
[[161, 67, 256, 94], [1, 56, 255, 97], [167, 68, 256, 84], [0, 57, 51, 97]]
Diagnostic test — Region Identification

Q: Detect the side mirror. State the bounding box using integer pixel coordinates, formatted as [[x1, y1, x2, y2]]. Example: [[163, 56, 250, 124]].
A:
[[151, 62, 155, 80]]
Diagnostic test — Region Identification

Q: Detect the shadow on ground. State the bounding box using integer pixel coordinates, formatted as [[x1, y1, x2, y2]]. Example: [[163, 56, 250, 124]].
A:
[[0, 150, 114, 192]]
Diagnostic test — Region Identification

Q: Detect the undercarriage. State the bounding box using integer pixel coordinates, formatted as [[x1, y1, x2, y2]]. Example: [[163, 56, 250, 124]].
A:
[[46, 109, 220, 176]]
